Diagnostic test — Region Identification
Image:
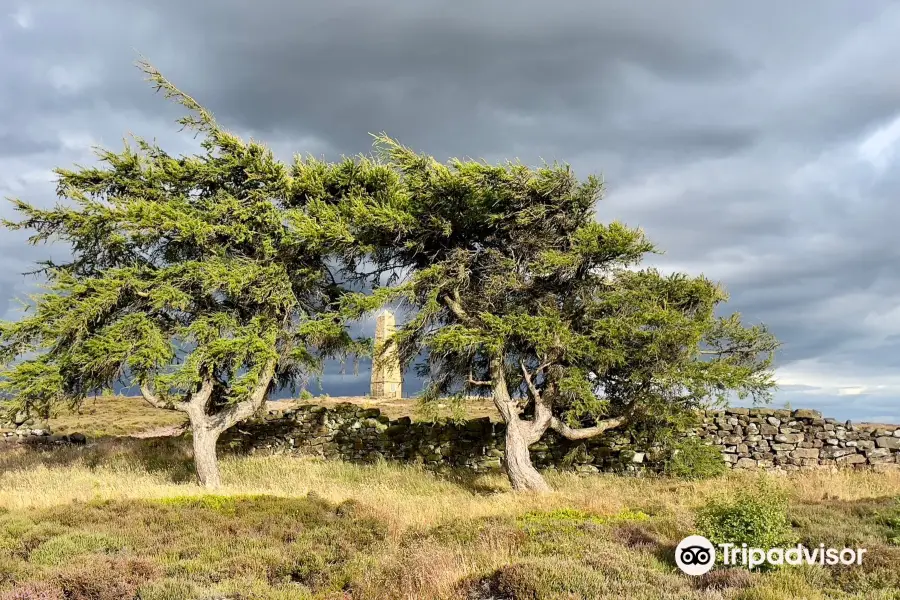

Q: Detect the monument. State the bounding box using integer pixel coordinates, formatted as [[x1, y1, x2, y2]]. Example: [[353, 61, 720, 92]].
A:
[[370, 311, 402, 399]]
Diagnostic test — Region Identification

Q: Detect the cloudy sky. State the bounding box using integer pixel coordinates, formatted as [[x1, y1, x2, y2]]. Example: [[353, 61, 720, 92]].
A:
[[2, 1, 899, 422]]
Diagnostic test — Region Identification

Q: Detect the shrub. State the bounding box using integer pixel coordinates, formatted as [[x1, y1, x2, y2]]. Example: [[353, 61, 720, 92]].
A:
[[0, 582, 64, 600], [53, 557, 158, 600], [28, 532, 126, 566], [517, 508, 649, 532], [696, 481, 795, 561], [663, 437, 726, 480], [879, 501, 900, 546]]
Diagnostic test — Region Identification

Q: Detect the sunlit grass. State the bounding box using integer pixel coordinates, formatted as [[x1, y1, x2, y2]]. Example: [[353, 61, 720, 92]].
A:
[[1, 437, 899, 598]]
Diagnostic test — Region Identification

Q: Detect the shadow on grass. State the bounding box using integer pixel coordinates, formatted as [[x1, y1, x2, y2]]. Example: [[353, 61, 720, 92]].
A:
[[433, 469, 510, 495], [0, 435, 196, 484], [2, 434, 514, 494]]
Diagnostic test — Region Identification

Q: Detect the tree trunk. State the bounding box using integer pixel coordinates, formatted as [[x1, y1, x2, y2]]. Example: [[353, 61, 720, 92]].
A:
[[487, 356, 552, 492], [191, 424, 222, 490], [502, 415, 551, 493]]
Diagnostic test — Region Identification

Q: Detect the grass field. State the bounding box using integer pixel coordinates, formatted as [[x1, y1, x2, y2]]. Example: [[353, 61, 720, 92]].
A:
[[42, 396, 188, 438], [31, 395, 498, 440], [1, 434, 900, 600]]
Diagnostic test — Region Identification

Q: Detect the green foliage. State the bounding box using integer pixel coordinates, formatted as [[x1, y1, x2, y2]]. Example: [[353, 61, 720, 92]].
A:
[[28, 532, 126, 567], [879, 501, 900, 546], [153, 494, 262, 514], [696, 482, 796, 563], [663, 437, 727, 480], [517, 508, 649, 534], [348, 134, 780, 447], [0, 63, 382, 427]]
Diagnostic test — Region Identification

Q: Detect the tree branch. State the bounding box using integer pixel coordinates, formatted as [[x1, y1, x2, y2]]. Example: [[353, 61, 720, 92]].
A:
[[209, 358, 277, 434], [549, 416, 625, 440], [443, 293, 471, 325], [468, 374, 492, 386], [140, 381, 188, 412], [188, 378, 216, 413], [521, 361, 554, 444], [519, 360, 541, 402]]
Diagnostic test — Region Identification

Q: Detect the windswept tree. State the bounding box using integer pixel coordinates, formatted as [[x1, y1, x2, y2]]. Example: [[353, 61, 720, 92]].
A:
[[0, 64, 389, 488], [348, 137, 779, 492]]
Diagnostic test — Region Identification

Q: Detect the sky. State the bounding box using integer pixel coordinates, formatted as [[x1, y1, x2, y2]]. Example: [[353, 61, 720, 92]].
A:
[[1, 1, 899, 422]]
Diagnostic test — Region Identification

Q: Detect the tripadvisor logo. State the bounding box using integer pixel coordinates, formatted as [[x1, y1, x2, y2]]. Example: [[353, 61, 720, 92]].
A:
[[675, 535, 716, 575], [675, 535, 868, 575]]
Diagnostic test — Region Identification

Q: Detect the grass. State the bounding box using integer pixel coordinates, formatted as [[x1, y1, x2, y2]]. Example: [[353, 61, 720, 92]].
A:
[[32, 395, 497, 439], [1, 436, 900, 599], [45, 396, 187, 438], [287, 394, 499, 422]]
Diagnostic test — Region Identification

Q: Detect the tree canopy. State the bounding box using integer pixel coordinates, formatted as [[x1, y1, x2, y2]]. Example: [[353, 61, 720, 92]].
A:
[[0, 63, 395, 487], [0, 64, 779, 493], [345, 137, 779, 491]]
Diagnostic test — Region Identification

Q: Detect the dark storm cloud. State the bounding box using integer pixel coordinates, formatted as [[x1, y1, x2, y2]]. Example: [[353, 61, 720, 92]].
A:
[[3, 0, 900, 420]]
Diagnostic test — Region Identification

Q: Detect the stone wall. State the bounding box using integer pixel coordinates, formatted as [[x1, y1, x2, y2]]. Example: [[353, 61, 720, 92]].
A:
[[698, 407, 900, 470], [0, 411, 87, 446], [224, 404, 900, 473]]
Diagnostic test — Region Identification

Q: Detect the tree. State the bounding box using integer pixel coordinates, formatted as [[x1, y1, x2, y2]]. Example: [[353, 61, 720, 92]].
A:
[[347, 137, 779, 492], [0, 63, 384, 488]]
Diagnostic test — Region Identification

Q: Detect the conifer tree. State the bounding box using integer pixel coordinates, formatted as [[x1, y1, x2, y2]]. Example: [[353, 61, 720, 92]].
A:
[[0, 63, 391, 488], [348, 137, 780, 492]]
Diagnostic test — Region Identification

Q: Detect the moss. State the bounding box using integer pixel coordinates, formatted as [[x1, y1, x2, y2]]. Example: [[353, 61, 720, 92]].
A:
[[153, 494, 263, 514], [28, 532, 126, 566], [517, 507, 649, 529]]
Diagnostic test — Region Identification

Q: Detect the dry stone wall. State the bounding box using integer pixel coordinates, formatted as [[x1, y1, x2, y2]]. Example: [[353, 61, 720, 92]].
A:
[[224, 403, 900, 474], [0, 410, 87, 445]]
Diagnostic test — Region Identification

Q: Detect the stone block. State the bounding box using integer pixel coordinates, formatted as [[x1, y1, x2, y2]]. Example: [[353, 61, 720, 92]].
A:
[[790, 448, 820, 459], [821, 447, 856, 459], [835, 453, 866, 465], [792, 409, 822, 420], [749, 407, 775, 417], [876, 437, 900, 450]]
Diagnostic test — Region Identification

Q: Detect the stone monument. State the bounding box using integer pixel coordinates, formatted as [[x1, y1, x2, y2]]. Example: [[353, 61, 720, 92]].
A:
[[370, 311, 402, 398]]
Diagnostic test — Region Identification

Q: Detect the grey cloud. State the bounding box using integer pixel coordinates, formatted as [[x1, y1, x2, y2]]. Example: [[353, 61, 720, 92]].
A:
[[2, 0, 900, 419]]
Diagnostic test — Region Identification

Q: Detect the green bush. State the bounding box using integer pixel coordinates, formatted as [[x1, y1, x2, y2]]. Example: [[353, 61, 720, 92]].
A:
[[879, 501, 900, 546], [696, 482, 795, 559], [663, 437, 726, 480]]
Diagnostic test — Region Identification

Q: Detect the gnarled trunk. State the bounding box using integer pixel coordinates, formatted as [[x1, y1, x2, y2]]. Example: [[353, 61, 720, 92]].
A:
[[191, 422, 222, 489], [502, 417, 551, 492], [489, 356, 552, 492], [143, 359, 277, 490]]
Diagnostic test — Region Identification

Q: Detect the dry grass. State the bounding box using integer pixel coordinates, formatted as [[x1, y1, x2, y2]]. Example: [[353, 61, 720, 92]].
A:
[[37, 395, 498, 439], [1, 438, 900, 599], [284, 394, 499, 422], [46, 396, 187, 437], [0, 396, 895, 598]]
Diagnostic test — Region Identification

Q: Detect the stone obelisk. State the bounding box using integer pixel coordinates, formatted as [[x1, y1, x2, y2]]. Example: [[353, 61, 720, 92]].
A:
[[370, 311, 402, 398]]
